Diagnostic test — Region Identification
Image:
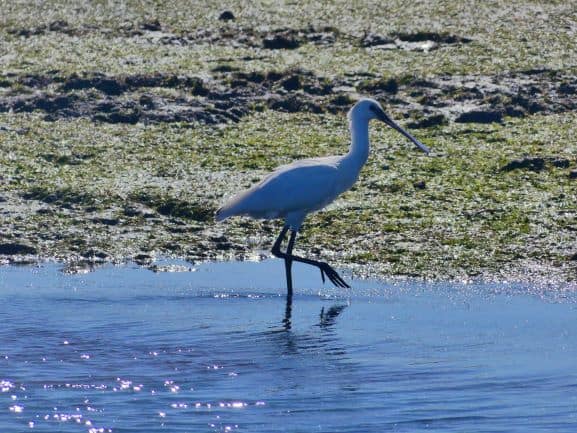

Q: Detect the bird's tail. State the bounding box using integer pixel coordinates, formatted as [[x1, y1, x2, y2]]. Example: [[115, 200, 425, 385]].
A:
[[215, 204, 236, 222], [215, 190, 248, 222], [215, 207, 227, 222]]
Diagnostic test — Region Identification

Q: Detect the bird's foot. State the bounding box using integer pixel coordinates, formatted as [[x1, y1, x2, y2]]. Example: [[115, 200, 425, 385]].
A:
[[319, 262, 350, 288]]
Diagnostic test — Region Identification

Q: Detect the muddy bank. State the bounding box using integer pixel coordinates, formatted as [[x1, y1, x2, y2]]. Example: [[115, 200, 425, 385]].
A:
[[7, 19, 471, 53], [1, 68, 576, 127], [1, 4, 576, 284], [1, 105, 576, 283], [0, 63, 577, 281], [2, 17, 575, 125]]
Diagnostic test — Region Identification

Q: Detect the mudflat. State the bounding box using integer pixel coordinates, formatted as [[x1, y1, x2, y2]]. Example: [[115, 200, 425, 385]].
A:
[[1, 1, 576, 282]]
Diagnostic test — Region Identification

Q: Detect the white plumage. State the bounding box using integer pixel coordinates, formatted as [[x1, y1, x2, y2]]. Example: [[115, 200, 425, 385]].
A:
[[216, 156, 356, 229], [216, 98, 430, 293]]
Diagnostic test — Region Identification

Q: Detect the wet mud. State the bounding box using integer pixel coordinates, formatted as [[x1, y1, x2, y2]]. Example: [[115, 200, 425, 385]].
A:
[[361, 31, 472, 52], [3, 21, 576, 127], [2, 18, 577, 282], [1, 67, 576, 128], [500, 156, 571, 172], [8, 20, 341, 48], [8, 18, 477, 55]]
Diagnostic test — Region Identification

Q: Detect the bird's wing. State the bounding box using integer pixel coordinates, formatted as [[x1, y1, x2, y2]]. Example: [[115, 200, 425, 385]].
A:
[[217, 158, 342, 220]]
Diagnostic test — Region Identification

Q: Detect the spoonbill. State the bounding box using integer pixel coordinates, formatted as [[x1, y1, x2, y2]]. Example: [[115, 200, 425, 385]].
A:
[[216, 98, 430, 294]]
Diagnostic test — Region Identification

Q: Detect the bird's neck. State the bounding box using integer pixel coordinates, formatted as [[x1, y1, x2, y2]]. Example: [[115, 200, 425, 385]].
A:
[[345, 118, 370, 169]]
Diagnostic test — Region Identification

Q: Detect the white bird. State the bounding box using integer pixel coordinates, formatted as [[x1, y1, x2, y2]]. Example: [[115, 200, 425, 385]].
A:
[[216, 98, 430, 294]]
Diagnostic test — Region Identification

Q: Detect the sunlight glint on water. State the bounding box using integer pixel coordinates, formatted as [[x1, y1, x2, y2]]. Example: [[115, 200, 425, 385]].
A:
[[1, 261, 576, 432]]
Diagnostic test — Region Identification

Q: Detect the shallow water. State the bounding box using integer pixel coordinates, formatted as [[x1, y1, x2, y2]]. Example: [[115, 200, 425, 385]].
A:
[[1, 261, 576, 433]]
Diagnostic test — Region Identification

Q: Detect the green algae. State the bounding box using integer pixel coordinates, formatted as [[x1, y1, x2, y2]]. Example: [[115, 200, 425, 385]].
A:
[[1, 108, 575, 282], [2, 1, 577, 78], [1, 1, 576, 283]]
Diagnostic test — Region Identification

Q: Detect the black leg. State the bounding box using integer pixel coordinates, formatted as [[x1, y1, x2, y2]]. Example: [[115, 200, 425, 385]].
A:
[[271, 225, 290, 255], [284, 258, 293, 297], [284, 230, 297, 297], [288, 253, 350, 288], [283, 292, 293, 330], [271, 226, 350, 289], [272, 225, 293, 294]]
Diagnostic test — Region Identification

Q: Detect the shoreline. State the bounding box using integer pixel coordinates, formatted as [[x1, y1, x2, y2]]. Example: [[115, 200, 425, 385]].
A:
[[1, 254, 576, 292], [1, 1, 576, 286]]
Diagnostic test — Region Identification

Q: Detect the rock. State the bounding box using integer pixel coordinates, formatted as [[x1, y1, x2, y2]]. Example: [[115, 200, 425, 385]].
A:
[[413, 180, 426, 189], [140, 19, 162, 31], [455, 110, 503, 123], [500, 157, 545, 172], [218, 11, 235, 21], [0, 243, 37, 255], [406, 114, 446, 129], [281, 75, 301, 91], [569, 170, 577, 179], [263, 33, 301, 50]]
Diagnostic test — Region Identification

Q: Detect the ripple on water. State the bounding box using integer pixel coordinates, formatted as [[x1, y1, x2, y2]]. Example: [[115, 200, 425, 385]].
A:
[[1, 262, 577, 432], [1, 380, 15, 392]]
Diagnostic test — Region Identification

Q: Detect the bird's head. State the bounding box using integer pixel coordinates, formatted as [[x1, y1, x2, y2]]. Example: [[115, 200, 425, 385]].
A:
[[349, 98, 430, 154]]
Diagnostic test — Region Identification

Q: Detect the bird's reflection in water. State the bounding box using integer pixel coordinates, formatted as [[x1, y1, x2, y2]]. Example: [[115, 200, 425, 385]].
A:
[[319, 304, 348, 328], [283, 293, 293, 330], [249, 294, 358, 395], [253, 296, 349, 362], [281, 294, 348, 332]]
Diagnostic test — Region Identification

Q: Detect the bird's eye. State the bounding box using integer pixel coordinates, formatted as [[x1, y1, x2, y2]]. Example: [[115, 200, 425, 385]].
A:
[[369, 104, 383, 117]]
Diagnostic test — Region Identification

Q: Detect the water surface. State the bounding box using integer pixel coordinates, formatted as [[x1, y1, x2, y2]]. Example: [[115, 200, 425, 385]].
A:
[[1, 261, 576, 432]]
